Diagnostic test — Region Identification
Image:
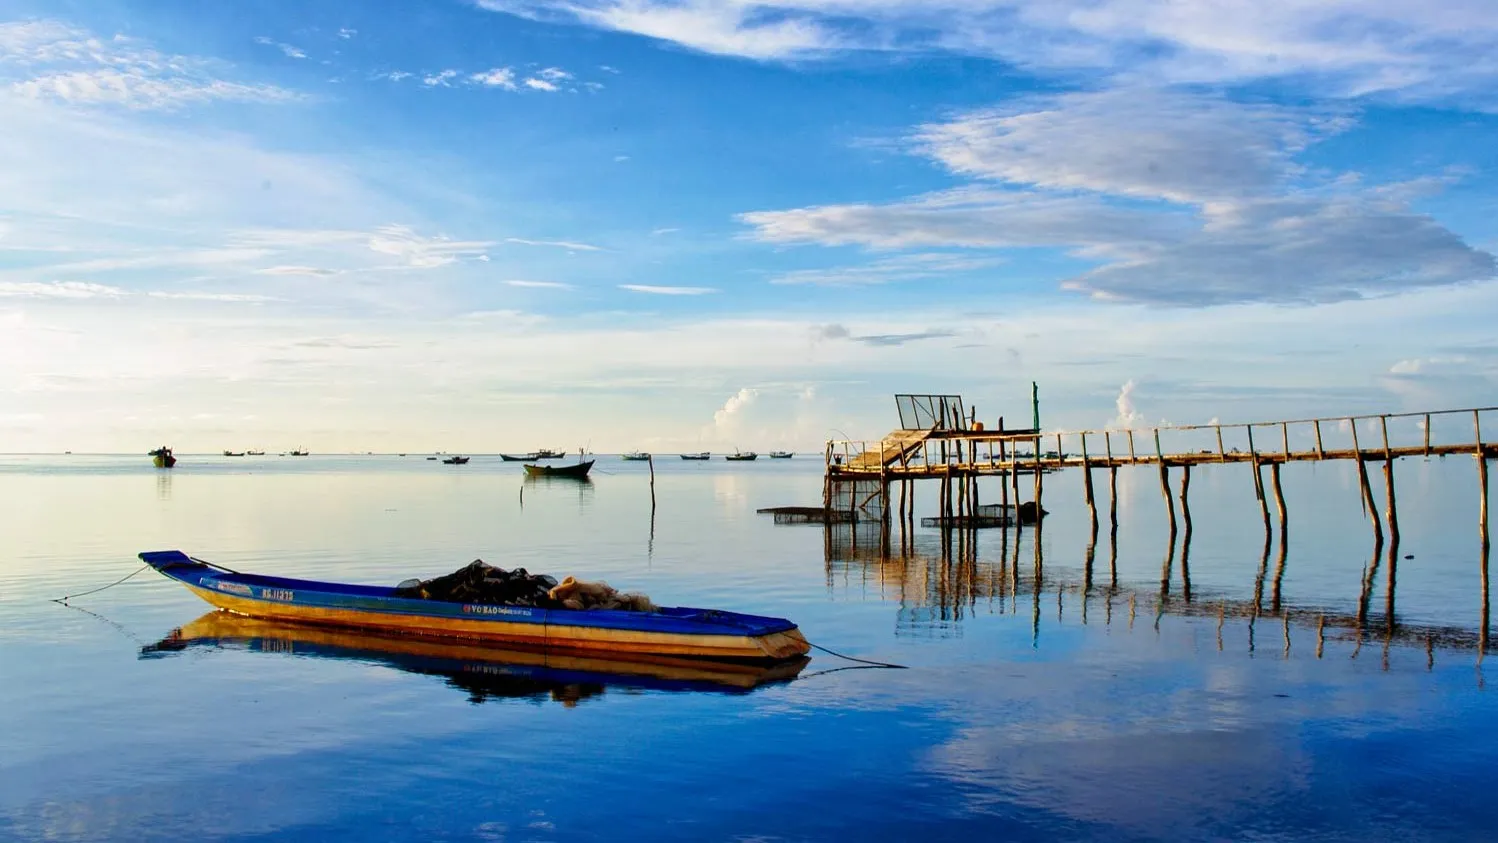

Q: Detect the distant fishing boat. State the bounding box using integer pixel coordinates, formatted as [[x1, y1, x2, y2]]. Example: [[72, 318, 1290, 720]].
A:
[[768, 451, 793, 459], [725, 451, 758, 461], [223, 450, 245, 457], [680, 452, 711, 460], [621, 452, 651, 461], [149, 446, 176, 468], [442, 456, 470, 465], [289, 449, 308, 456], [499, 453, 538, 462], [534, 448, 566, 460], [426, 456, 438, 460], [246, 450, 265, 456], [138, 551, 810, 660], [523, 459, 594, 478]]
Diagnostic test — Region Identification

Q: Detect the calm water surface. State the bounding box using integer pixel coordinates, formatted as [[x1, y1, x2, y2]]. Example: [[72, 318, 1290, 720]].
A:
[[2, 453, 1496, 841]]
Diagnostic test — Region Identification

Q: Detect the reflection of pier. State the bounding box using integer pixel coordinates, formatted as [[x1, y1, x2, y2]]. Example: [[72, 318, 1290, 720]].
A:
[[821, 395, 1496, 651], [821, 520, 1489, 659]]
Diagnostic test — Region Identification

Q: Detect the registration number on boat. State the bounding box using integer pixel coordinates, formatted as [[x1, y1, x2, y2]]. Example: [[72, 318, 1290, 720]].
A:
[[259, 588, 295, 601], [463, 605, 531, 617]]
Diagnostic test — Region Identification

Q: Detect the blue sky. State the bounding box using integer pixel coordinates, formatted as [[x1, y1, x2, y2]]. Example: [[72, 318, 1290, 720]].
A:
[[2, 0, 1497, 452]]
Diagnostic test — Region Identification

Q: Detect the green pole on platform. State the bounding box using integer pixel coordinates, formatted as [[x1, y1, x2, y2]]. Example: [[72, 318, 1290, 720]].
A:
[[1031, 381, 1040, 431]]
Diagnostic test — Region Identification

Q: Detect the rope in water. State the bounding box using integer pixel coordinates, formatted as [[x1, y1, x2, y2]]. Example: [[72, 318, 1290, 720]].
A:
[[51, 564, 150, 604], [807, 641, 907, 669]]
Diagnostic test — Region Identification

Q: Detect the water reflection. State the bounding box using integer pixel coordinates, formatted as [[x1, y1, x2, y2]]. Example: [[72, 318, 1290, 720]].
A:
[[822, 522, 1492, 656], [141, 612, 807, 704]]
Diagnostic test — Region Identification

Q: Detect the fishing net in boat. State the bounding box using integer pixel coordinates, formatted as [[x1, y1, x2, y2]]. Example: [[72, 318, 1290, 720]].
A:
[[393, 560, 559, 606], [393, 561, 656, 612]]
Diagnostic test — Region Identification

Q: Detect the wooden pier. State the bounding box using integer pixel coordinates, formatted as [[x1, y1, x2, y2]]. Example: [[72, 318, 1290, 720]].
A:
[[821, 395, 1497, 649]]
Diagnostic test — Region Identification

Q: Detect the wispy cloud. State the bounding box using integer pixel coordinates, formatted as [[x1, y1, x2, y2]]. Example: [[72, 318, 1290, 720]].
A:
[[523, 77, 559, 92], [505, 280, 573, 289], [146, 291, 281, 302], [651, 227, 679, 236], [474, 1, 1498, 103], [338, 28, 357, 40], [619, 284, 717, 295], [0, 281, 124, 299], [423, 69, 459, 87], [504, 237, 603, 252], [771, 253, 1003, 286], [811, 323, 955, 346], [254, 37, 307, 59], [254, 266, 341, 278], [1, 21, 298, 110]]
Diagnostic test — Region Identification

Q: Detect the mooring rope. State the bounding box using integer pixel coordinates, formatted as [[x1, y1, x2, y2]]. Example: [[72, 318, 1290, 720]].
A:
[[807, 641, 907, 669], [51, 564, 150, 604]]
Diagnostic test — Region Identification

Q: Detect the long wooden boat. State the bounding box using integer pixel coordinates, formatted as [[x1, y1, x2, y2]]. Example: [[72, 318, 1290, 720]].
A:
[[768, 451, 793, 459], [498, 453, 538, 461], [534, 448, 567, 460], [142, 612, 809, 698], [442, 455, 470, 464], [680, 452, 710, 460], [138, 551, 809, 660], [621, 452, 651, 461], [725, 451, 758, 461], [523, 459, 593, 478]]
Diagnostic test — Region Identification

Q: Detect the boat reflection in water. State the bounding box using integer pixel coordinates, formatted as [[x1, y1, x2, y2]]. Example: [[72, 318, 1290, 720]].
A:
[[141, 612, 809, 706]]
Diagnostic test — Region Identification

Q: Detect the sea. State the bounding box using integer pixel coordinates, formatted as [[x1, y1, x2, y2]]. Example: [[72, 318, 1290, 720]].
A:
[[2, 452, 1496, 842]]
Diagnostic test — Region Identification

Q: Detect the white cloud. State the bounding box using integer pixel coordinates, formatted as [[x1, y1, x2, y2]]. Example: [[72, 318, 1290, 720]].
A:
[[650, 227, 679, 235], [505, 280, 574, 289], [338, 28, 357, 40], [504, 237, 603, 252], [0, 22, 297, 110], [470, 67, 518, 89], [0, 281, 124, 299], [712, 387, 759, 429], [914, 90, 1347, 204], [1110, 379, 1145, 429], [473, 1, 1498, 103], [377, 70, 412, 82], [614, 155, 630, 162], [741, 91, 1496, 306], [523, 77, 559, 91], [619, 284, 717, 295], [536, 67, 572, 82], [423, 69, 459, 87]]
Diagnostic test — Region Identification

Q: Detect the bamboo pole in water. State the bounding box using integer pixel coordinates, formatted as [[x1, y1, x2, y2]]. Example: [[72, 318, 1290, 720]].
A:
[[1033, 435, 1044, 537], [1247, 426, 1271, 539], [1479, 410, 1490, 553]]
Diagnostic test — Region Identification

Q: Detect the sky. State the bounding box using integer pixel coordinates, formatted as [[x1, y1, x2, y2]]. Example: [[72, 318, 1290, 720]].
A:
[[1, 0, 1497, 453]]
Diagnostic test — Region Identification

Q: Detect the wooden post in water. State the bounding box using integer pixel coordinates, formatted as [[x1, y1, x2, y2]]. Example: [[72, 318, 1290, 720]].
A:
[[1033, 435, 1044, 537], [1247, 426, 1271, 539], [1478, 410, 1490, 553], [1216, 425, 1226, 462], [1108, 464, 1119, 536], [1350, 419, 1384, 546], [1270, 462, 1287, 543], [647, 454, 656, 509], [1380, 416, 1400, 547], [1179, 464, 1193, 542], [1081, 433, 1097, 534], [1155, 430, 1176, 540]]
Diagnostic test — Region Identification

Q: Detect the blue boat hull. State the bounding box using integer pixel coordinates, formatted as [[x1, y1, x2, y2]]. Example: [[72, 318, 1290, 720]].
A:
[[139, 551, 810, 660]]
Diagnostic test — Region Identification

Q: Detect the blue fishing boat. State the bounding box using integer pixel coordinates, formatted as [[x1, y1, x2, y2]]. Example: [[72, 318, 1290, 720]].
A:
[[138, 551, 810, 661], [142, 612, 809, 699]]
